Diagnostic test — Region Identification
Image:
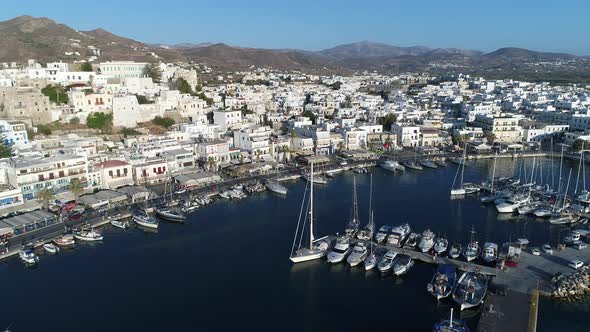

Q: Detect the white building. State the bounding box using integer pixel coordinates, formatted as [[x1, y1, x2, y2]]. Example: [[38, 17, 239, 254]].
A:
[[0, 120, 28, 147], [391, 123, 421, 147], [213, 110, 242, 131], [99, 61, 148, 79]]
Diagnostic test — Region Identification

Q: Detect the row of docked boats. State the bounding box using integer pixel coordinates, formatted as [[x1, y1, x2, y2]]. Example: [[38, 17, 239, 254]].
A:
[[379, 158, 448, 173]]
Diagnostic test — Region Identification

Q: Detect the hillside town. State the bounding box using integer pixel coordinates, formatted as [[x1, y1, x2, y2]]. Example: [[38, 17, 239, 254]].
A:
[[1, 58, 590, 252]]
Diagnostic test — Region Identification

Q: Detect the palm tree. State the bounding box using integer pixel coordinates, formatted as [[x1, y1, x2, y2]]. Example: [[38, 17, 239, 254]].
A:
[[337, 142, 345, 152], [281, 145, 290, 163], [68, 178, 84, 202], [207, 157, 216, 171], [37, 188, 55, 211]]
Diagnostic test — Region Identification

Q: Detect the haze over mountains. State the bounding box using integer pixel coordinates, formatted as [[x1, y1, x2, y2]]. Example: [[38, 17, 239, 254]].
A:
[[0, 15, 588, 80]]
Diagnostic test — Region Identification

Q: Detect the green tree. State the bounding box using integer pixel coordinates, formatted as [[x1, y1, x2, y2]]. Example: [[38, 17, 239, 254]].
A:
[[135, 95, 153, 104], [120, 127, 142, 137], [337, 142, 345, 152], [68, 178, 84, 202], [175, 77, 193, 94], [380, 114, 398, 130], [86, 112, 113, 131], [69, 117, 80, 125], [207, 157, 216, 171], [143, 63, 161, 82], [302, 110, 317, 125], [41, 85, 68, 105], [151, 116, 175, 128], [79, 62, 93, 72], [36, 124, 52, 136], [0, 142, 12, 158], [36, 188, 55, 211], [329, 81, 342, 90]]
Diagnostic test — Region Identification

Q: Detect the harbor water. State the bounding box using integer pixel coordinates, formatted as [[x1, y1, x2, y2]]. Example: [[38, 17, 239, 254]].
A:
[[0, 157, 588, 331]]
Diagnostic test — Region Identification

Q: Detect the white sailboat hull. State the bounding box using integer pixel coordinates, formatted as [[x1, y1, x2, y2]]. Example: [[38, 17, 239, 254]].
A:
[[290, 250, 326, 263]]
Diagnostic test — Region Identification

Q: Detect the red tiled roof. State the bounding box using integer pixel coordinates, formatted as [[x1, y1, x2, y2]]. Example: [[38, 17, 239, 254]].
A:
[[96, 160, 130, 168]]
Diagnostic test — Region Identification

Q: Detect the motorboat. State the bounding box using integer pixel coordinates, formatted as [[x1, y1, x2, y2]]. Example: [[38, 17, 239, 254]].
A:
[[393, 254, 414, 276], [19, 250, 39, 265], [327, 235, 351, 264], [403, 232, 420, 249], [517, 203, 540, 215], [219, 191, 231, 199], [549, 215, 575, 225], [386, 223, 411, 247], [418, 229, 436, 253], [265, 179, 287, 195], [448, 242, 462, 259], [402, 161, 423, 171], [377, 250, 398, 273], [427, 264, 457, 300], [347, 242, 368, 267], [420, 160, 438, 169], [432, 308, 470, 332], [110, 219, 130, 230], [435, 159, 447, 167], [496, 196, 529, 213], [481, 242, 498, 263], [433, 237, 449, 255], [54, 234, 75, 246], [133, 213, 159, 229], [452, 271, 488, 311], [380, 160, 405, 172], [43, 243, 59, 254], [74, 229, 103, 242], [375, 225, 391, 243], [155, 207, 187, 222]]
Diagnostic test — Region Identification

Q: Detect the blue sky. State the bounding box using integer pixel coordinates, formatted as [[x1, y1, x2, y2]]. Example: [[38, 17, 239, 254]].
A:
[[2, 0, 589, 54]]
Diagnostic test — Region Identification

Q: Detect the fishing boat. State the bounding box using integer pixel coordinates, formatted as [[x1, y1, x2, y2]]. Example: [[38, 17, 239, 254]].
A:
[[432, 308, 470, 332], [377, 250, 398, 273], [43, 243, 59, 254], [155, 207, 187, 222], [375, 225, 391, 243], [463, 228, 479, 262], [133, 212, 159, 229], [402, 161, 423, 171], [481, 242, 498, 263], [290, 163, 330, 263], [420, 160, 439, 169], [74, 229, 103, 242], [386, 223, 412, 247], [19, 250, 39, 265], [327, 235, 351, 264], [448, 243, 462, 259], [434, 237, 449, 255], [347, 242, 368, 267], [427, 264, 457, 300], [265, 179, 287, 195], [380, 160, 405, 172], [418, 229, 436, 253], [404, 232, 420, 249], [452, 271, 488, 311], [54, 234, 75, 246], [393, 254, 414, 276], [110, 219, 130, 229]]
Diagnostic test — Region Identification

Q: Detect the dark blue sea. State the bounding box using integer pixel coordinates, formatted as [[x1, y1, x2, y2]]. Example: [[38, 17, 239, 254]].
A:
[[0, 158, 587, 331]]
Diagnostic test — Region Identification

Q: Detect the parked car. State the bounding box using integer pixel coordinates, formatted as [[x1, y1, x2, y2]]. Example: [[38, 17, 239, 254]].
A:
[[531, 248, 541, 256], [569, 260, 584, 270], [542, 244, 553, 255], [574, 241, 587, 250]]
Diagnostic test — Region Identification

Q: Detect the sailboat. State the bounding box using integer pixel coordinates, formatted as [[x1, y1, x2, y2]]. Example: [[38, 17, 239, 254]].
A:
[[345, 176, 360, 237], [290, 163, 330, 263], [364, 212, 379, 271], [451, 148, 477, 196], [433, 308, 471, 332], [356, 174, 374, 241], [463, 227, 479, 262], [480, 153, 498, 203]]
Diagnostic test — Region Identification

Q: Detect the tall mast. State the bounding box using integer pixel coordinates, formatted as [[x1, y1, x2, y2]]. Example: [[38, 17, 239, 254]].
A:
[[459, 146, 466, 187], [491, 153, 497, 193], [563, 169, 572, 210], [309, 162, 314, 249], [575, 150, 583, 194], [352, 176, 358, 224]]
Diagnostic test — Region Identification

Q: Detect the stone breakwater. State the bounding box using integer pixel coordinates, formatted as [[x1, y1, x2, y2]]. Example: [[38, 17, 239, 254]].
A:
[[551, 266, 590, 301]]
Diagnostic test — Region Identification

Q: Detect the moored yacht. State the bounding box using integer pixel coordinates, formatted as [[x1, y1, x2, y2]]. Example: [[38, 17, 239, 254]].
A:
[[386, 223, 411, 247], [496, 195, 529, 213], [375, 225, 391, 243], [402, 161, 423, 171], [265, 179, 287, 195], [463, 242, 479, 262], [404, 232, 420, 249], [377, 250, 398, 273], [303, 172, 327, 184], [418, 229, 436, 253], [133, 212, 159, 229], [19, 249, 39, 265], [448, 242, 462, 259], [74, 229, 103, 242], [43, 243, 59, 254], [380, 160, 405, 172], [347, 242, 368, 267], [155, 207, 187, 222], [327, 235, 351, 264], [54, 234, 75, 246], [393, 254, 414, 275], [427, 264, 457, 300], [452, 271, 488, 311], [420, 160, 438, 169]]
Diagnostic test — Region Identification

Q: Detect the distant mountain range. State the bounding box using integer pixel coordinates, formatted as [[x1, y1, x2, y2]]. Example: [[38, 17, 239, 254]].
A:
[[1, 16, 588, 81]]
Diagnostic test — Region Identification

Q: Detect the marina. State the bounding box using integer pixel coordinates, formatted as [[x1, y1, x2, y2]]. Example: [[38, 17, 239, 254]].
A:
[[2, 157, 590, 331]]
